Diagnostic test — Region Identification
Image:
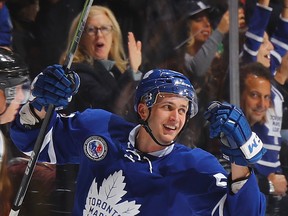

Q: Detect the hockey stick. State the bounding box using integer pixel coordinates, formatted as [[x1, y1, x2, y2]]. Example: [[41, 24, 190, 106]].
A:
[[9, 0, 94, 215]]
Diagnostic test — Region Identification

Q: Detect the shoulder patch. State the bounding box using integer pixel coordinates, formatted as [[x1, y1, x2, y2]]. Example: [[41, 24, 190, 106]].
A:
[[84, 136, 108, 161]]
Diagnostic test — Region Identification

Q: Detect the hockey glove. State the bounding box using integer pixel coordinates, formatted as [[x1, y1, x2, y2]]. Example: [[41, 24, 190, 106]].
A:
[[204, 101, 266, 166], [30, 64, 80, 111]]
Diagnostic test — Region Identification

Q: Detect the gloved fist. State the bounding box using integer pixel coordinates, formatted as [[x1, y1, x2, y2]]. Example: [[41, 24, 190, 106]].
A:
[[30, 64, 80, 111], [204, 101, 266, 166]]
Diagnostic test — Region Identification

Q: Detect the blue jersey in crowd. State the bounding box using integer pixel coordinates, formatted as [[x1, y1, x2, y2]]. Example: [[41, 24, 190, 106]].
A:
[[243, 3, 288, 177]]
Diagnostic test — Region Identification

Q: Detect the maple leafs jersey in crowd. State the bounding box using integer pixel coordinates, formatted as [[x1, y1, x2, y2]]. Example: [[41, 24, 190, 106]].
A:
[[242, 3, 288, 177], [10, 109, 265, 215]]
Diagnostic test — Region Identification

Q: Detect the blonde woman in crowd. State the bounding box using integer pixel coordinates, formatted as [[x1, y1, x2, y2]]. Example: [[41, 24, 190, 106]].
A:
[[60, 5, 142, 120]]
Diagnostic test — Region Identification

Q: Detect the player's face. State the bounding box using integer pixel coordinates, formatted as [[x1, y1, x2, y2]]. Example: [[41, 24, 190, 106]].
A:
[[240, 74, 271, 126], [188, 12, 212, 45], [82, 14, 113, 60], [0, 82, 30, 124], [257, 32, 274, 68], [147, 94, 189, 144]]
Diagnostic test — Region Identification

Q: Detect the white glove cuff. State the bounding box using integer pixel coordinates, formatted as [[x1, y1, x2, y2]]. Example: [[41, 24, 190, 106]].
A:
[[231, 179, 248, 194], [240, 132, 263, 160], [19, 103, 40, 126]]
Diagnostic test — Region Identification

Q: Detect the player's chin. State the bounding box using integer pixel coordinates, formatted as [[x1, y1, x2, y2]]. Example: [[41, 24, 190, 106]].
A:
[[160, 134, 178, 144]]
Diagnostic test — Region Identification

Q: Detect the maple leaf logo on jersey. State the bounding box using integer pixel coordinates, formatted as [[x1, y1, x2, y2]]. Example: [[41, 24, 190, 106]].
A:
[[83, 170, 141, 215]]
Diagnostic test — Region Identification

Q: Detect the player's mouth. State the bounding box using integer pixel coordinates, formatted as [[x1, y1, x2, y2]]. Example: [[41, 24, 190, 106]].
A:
[[163, 124, 177, 133]]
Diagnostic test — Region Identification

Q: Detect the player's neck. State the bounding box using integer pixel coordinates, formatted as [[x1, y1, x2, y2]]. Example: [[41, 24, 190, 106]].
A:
[[135, 127, 164, 153]]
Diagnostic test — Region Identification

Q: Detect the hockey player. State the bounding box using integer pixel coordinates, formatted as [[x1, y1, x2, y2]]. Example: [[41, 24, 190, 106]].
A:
[[0, 47, 30, 157], [11, 65, 266, 215], [0, 47, 30, 216]]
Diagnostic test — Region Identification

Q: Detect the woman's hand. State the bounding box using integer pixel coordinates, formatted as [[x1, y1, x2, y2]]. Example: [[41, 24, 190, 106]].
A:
[[128, 32, 142, 72]]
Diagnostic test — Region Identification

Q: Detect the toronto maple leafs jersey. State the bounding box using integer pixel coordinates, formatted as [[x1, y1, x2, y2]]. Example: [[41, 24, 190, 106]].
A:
[[242, 3, 288, 177], [252, 85, 284, 176], [242, 3, 288, 73], [10, 109, 266, 215]]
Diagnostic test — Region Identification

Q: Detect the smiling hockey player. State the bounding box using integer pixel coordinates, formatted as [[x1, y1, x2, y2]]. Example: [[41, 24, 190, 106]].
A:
[[10, 65, 266, 215]]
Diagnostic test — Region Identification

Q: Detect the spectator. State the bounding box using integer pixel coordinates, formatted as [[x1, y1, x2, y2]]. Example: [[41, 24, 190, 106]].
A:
[[59, 5, 142, 121], [183, 0, 245, 85], [239, 62, 272, 127], [180, 0, 245, 147]]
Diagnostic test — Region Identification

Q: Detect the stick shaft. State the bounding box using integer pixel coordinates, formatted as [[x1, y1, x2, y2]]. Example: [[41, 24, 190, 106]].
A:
[[64, 0, 93, 69], [9, 0, 94, 215]]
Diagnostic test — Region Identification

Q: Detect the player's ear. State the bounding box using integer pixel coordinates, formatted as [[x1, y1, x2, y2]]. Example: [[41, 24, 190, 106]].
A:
[[138, 103, 149, 120]]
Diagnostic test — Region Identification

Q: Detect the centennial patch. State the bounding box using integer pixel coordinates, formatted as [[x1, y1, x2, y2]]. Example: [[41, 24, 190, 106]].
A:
[[84, 136, 108, 161]]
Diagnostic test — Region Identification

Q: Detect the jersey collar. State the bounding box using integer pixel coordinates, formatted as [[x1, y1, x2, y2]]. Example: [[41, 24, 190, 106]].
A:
[[128, 125, 174, 157]]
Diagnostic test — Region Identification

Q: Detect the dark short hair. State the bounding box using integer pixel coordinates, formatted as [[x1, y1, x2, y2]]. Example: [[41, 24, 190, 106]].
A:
[[239, 62, 272, 94]]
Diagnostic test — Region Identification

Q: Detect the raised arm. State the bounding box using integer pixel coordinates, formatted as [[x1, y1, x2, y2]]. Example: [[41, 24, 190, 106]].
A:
[[186, 8, 245, 78], [242, 0, 272, 64], [11, 64, 80, 164], [127, 32, 142, 73], [283, 0, 288, 17], [24, 64, 80, 120]]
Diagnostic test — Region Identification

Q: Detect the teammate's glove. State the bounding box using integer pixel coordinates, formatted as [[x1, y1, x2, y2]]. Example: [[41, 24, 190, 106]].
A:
[[204, 101, 266, 166], [30, 64, 80, 111]]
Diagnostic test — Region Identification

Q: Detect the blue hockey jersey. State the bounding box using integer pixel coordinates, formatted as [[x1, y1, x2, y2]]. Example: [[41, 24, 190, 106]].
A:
[[11, 109, 266, 215]]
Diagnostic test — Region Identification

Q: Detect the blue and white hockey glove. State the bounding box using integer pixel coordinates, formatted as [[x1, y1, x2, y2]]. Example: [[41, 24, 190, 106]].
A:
[[30, 64, 80, 111], [204, 101, 266, 166]]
